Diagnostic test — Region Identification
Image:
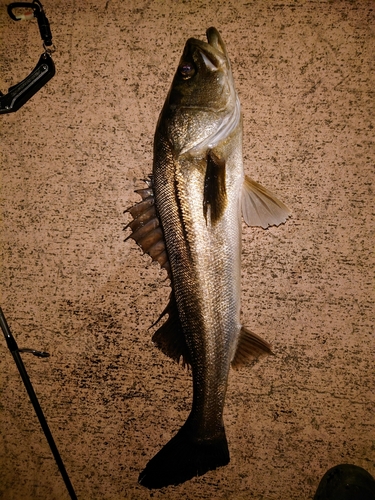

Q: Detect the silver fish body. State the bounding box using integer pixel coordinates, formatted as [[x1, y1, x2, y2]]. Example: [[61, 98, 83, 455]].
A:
[[126, 27, 291, 489]]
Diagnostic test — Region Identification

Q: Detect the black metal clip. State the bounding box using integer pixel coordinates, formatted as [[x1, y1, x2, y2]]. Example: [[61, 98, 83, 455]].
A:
[[0, 52, 55, 114], [7, 0, 53, 48], [0, 0, 55, 114]]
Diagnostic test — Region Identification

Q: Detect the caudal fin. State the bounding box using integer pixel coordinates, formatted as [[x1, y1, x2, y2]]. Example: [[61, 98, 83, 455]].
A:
[[138, 422, 229, 489]]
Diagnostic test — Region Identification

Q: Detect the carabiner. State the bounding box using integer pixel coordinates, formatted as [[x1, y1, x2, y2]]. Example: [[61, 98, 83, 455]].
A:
[[7, 0, 53, 47], [7, 2, 35, 20], [0, 0, 55, 113]]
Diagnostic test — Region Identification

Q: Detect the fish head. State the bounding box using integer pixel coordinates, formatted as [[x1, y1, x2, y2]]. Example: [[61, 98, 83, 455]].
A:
[[159, 27, 240, 155]]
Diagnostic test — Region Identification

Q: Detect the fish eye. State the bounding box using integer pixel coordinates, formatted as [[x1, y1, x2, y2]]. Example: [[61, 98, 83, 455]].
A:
[[178, 62, 195, 79]]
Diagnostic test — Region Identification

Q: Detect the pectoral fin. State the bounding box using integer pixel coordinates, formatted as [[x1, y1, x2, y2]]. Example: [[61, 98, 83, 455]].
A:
[[203, 151, 227, 225], [231, 327, 273, 369], [242, 175, 291, 228]]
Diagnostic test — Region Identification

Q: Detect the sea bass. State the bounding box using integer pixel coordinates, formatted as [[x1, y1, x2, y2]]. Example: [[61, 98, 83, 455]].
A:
[[126, 27, 290, 489]]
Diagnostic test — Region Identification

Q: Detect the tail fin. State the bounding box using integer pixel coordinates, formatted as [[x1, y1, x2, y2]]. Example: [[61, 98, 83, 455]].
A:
[[138, 421, 229, 489]]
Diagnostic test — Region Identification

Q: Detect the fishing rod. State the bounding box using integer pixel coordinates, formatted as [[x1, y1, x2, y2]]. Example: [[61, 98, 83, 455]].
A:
[[0, 307, 78, 500]]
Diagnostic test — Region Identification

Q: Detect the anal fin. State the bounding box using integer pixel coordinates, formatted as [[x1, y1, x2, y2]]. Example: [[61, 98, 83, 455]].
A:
[[231, 327, 273, 369]]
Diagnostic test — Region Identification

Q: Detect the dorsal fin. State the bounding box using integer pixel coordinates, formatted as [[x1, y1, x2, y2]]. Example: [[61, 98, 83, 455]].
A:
[[242, 175, 291, 229], [231, 327, 273, 369], [203, 151, 227, 225], [125, 178, 171, 276], [126, 182, 189, 365]]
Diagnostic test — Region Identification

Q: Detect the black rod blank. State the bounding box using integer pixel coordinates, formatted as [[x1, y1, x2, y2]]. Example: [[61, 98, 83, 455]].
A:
[[0, 306, 78, 500]]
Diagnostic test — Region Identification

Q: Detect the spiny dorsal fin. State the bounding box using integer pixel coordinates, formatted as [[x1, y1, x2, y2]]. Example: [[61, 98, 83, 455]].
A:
[[231, 327, 273, 369], [125, 178, 171, 276], [151, 294, 191, 368], [242, 175, 291, 229], [203, 151, 227, 225]]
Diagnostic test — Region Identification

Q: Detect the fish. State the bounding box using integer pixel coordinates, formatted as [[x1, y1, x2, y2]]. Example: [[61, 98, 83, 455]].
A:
[[125, 27, 291, 489]]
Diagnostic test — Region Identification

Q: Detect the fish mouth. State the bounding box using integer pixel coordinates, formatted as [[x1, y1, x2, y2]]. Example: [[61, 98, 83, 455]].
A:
[[185, 27, 228, 72], [206, 27, 227, 56]]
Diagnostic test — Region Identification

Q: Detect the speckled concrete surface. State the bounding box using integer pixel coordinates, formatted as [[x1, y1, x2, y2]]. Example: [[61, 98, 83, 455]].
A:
[[0, 1, 374, 499]]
